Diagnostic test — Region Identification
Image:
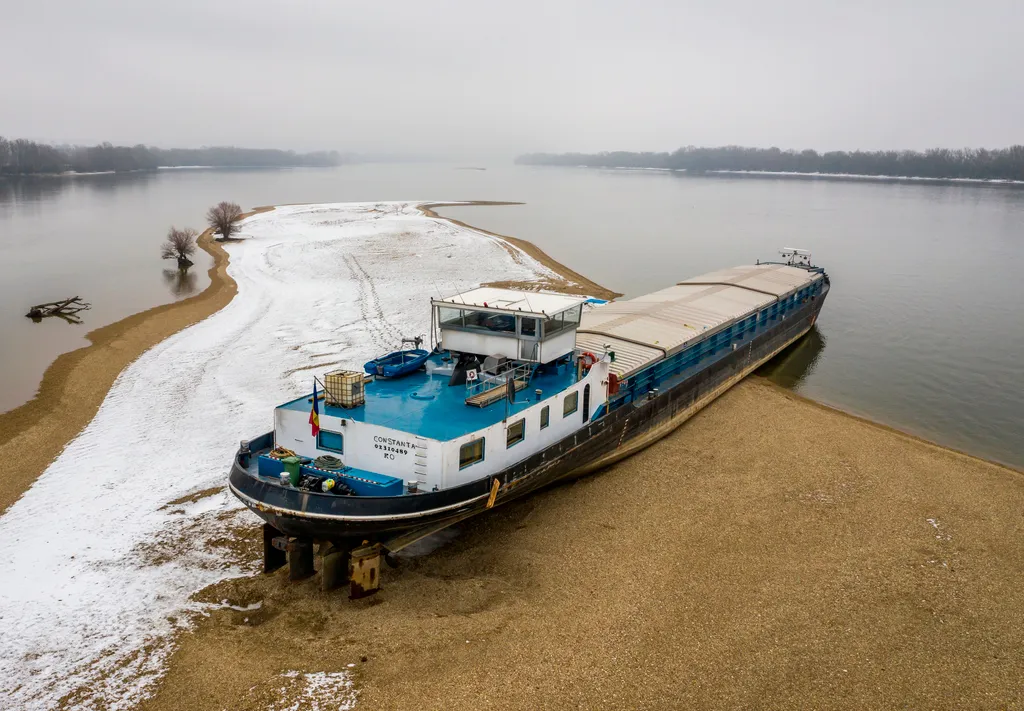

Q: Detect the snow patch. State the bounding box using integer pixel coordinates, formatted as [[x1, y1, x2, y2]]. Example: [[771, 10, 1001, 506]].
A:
[[263, 670, 358, 711], [0, 201, 552, 710], [926, 517, 952, 541]]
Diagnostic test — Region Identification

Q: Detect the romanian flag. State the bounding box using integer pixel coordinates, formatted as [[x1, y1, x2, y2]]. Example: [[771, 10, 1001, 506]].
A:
[[309, 381, 321, 437]]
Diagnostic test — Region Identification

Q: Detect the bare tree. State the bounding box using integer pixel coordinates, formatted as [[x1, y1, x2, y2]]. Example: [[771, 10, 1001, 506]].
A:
[[161, 226, 198, 269], [206, 201, 244, 241]]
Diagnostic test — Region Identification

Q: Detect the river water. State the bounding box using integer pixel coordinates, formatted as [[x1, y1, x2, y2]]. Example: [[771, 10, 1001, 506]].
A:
[[1, 164, 1021, 467]]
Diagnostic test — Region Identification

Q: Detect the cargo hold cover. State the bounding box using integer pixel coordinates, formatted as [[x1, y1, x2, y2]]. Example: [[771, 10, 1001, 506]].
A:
[[576, 264, 822, 378]]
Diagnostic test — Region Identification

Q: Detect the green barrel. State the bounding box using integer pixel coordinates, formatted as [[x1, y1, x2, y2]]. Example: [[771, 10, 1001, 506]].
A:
[[282, 456, 302, 486]]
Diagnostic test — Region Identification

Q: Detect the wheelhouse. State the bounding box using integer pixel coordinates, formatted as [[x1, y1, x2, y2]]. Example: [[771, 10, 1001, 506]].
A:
[[432, 287, 584, 364]]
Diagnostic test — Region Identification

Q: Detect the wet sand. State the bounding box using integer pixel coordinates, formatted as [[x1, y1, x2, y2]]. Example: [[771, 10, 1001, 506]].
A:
[[140, 378, 1023, 710]]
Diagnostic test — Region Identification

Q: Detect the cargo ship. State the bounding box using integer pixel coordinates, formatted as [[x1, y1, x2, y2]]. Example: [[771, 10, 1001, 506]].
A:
[[229, 249, 829, 595]]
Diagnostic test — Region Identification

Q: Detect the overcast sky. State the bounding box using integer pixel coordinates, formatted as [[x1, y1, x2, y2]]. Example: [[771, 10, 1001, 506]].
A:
[[2, 0, 1021, 158]]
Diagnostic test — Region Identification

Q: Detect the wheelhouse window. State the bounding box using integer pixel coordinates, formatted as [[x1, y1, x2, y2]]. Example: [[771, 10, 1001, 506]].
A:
[[542, 305, 582, 337], [540, 406, 550, 429], [563, 304, 583, 327], [438, 306, 465, 328], [507, 419, 525, 448], [459, 438, 485, 469], [543, 312, 566, 337], [520, 316, 538, 337], [441, 306, 518, 335], [318, 430, 344, 453], [563, 391, 578, 417], [464, 310, 516, 333]]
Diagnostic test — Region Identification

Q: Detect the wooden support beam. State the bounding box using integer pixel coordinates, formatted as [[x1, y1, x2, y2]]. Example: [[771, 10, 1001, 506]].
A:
[[287, 537, 315, 580], [320, 542, 349, 592], [263, 523, 286, 574]]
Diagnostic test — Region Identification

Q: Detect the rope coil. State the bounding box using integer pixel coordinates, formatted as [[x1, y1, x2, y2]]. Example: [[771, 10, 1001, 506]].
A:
[[314, 454, 344, 470]]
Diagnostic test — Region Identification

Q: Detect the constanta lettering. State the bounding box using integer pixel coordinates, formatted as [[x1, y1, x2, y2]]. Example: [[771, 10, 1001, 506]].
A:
[[373, 435, 415, 457], [373, 436, 416, 449]]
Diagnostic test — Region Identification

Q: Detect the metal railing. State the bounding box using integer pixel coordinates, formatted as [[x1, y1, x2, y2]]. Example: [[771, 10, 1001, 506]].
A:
[[465, 360, 535, 399]]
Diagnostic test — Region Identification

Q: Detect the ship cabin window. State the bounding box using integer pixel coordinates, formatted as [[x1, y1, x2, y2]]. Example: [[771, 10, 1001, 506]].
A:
[[465, 310, 515, 333], [507, 419, 525, 448], [563, 391, 579, 417], [438, 306, 465, 328], [520, 316, 538, 337], [318, 430, 344, 454], [540, 406, 550, 429], [542, 305, 583, 338], [459, 438, 485, 469], [543, 313, 568, 337], [439, 306, 516, 334]]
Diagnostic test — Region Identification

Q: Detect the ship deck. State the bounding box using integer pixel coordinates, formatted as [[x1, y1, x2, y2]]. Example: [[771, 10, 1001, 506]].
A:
[[278, 355, 579, 441]]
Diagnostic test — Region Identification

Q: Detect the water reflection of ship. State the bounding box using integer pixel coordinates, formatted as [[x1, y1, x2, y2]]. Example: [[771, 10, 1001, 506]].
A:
[[162, 268, 198, 297], [758, 325, 826, 388]]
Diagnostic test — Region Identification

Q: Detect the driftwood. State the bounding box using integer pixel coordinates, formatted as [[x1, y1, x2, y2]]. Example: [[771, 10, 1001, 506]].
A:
[[26, 296, 92, 324]]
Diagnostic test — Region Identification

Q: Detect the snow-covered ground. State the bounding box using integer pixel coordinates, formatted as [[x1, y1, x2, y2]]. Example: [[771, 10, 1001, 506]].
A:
[[0, 202, 556, 710]]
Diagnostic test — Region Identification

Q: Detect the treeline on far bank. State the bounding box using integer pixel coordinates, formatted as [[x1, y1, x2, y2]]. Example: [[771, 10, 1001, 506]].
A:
[[516, 145, 1024, 182], [0, 136, 344, 175]]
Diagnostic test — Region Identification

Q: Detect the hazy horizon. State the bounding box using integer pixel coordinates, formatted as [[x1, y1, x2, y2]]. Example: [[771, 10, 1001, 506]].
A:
[[4, 0, 1022, 160]]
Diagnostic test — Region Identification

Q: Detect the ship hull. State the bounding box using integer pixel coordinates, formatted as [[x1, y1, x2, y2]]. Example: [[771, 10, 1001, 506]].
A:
[[229, 284, 828, 547]]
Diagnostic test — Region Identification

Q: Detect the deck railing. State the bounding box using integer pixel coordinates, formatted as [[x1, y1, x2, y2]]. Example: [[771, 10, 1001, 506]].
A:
[[465, 360, 535, 400]]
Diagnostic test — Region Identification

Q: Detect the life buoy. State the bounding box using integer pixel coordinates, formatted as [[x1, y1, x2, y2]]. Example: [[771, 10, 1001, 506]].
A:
[[580, 351, 598, 370]]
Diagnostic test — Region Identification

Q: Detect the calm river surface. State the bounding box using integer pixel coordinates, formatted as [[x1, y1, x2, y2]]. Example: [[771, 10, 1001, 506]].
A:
[[1, 165, 1022, 467]]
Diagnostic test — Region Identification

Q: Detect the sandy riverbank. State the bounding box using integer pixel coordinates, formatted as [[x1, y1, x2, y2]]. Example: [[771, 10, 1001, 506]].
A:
[[0, 201, 598, 710], [419, 202, 621, 301], [139, 377, 1024, 710], [3, 201, 1021, 709], [0, 208, 271, 516], [0, 200, 591, 518]]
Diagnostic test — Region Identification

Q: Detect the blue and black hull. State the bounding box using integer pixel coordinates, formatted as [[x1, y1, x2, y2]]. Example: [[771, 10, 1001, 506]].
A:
[[229, 283, 829, 547]]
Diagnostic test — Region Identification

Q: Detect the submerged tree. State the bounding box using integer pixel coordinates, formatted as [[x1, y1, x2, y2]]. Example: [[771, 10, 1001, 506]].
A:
[[206, 201, 244, 240], [161, 226, 198, 269]]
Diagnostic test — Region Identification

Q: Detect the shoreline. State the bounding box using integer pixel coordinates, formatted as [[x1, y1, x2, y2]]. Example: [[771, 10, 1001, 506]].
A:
[[2, 200, 1021, 709], [521, 164, 1024, 188], [0, 201, 617, 518], [0, 207, 271, 516], [418, 202, 621, 301], [2, 200, 1018, 519], [2, 201, 580, 710], [141, 376, 1024, 711], [759, 378, 1022, 475]]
